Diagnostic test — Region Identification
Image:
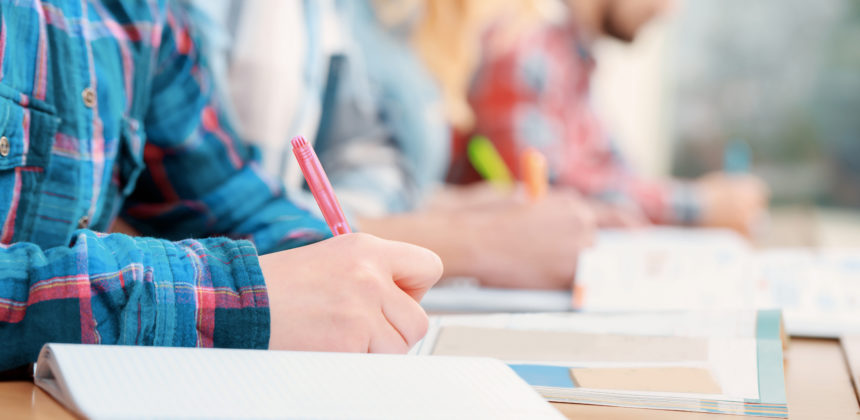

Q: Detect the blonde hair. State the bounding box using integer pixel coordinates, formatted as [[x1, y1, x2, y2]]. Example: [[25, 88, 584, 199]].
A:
[[378, 0, 558, 131]]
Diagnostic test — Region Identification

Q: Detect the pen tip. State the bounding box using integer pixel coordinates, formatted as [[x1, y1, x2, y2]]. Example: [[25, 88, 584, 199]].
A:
[[291, 135, 308, 149]]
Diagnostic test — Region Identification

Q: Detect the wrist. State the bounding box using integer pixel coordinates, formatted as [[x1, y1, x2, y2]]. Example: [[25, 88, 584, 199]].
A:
[[435, 209, 483, 278], [666, 181, 705, 225]]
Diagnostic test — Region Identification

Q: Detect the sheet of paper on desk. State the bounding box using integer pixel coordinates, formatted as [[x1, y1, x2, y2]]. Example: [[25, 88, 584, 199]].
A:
[[411, 310, 788, 418], [420, 279, 573, 313], [33, 344, 565, 420], [594, 227, 750, 250], [577, 227, 860, 337]]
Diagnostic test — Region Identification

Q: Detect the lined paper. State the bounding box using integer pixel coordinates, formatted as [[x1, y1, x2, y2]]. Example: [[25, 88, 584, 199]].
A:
[[36, 344, 565, 420]]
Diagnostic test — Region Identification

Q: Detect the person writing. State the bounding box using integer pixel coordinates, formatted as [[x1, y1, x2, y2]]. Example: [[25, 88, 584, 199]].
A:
[[409, 0, 769, 234], [0, 0, 441, 372]]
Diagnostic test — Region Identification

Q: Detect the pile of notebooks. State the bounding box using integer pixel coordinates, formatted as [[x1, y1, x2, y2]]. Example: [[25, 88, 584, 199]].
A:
[[412, 310, 788, 418]]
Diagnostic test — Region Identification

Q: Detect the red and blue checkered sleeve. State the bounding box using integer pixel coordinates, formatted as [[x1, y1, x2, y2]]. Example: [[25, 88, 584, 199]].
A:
[[0, 230, 269, 372], [626, 178, 704, 225], [120, 2, 330, 253]]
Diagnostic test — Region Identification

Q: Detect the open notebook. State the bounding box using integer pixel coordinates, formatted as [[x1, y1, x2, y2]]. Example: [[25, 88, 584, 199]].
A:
[[34, 344, 565, 420], [411, 310, 788, 418]]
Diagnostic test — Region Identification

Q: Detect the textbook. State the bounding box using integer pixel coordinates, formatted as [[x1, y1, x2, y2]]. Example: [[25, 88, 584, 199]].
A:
[[34, 344, 565, 420], [577, 227, 860, 337], [411, 310, 788, 418]]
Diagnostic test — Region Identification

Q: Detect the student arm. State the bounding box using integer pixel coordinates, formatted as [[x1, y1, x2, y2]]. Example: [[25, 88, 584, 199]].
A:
[[358, 191, 595, 289], [0, 231, 268, 372], [120, 3, 330, 254]]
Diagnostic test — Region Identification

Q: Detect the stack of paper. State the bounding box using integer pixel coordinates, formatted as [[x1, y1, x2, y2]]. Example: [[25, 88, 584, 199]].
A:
[[577, 228, 860, 337], [411, 310, 788, 418], [34, 344, 565, 420]]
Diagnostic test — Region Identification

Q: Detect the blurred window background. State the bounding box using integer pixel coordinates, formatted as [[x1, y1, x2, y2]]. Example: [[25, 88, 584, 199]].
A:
[[591, 0, 860, 208]]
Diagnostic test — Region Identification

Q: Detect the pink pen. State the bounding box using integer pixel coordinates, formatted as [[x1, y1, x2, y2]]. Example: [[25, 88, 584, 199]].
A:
[[291, 136, 352, 236]]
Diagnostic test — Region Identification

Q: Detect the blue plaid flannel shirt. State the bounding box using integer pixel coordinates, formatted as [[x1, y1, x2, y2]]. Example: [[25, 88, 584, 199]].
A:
[[0, 0, 330, 371]]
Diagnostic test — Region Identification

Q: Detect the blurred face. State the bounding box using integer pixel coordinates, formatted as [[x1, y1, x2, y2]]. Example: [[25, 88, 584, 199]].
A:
[[602, 0, 674, 42]]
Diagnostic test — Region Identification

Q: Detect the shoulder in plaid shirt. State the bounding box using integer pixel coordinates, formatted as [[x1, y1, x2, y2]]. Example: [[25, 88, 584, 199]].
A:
[[0, 0, 330, 371]]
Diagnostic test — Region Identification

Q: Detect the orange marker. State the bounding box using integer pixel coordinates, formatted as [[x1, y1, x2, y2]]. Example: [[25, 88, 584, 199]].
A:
[[521, 147, 548, 202], [572, 284, 585, 309]]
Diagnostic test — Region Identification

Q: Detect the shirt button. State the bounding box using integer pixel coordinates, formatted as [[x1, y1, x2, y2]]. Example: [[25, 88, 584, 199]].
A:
[[0, 136, 9, 157], [77, 216, 90, 229], [82, 87, 96, 108]]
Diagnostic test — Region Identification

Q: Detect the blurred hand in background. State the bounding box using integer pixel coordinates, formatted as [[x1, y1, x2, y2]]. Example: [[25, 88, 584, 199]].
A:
[[696, 172, 770, 237], [361, 188, 597, 290], [463, 190, 597, 289], [586, 200, 652, 229]]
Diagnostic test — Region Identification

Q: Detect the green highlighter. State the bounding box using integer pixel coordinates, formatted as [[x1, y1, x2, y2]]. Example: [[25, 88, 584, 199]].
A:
[[467, 135, 514, 188]]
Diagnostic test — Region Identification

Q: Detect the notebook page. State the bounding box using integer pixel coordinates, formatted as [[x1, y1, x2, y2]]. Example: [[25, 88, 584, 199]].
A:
[[757, 248, 860, 337], [594, 227, 749, 250], [36, 344, 565, 420], [421, 281, 573, 313]]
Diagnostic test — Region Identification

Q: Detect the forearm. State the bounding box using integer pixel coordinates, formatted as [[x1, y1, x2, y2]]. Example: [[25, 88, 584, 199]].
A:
[[357, 211, 481, 279], [123, 164, 331, 254], [125, 3, 329, 254], [0, 231, 270, 371]]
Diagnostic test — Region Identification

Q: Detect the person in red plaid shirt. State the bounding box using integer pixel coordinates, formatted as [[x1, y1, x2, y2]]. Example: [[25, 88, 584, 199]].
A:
[[447, 0, 768, 235]]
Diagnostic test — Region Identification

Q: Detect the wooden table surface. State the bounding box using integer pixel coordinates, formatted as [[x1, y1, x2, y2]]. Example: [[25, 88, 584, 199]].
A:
[[1, 339, 857, 420]]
